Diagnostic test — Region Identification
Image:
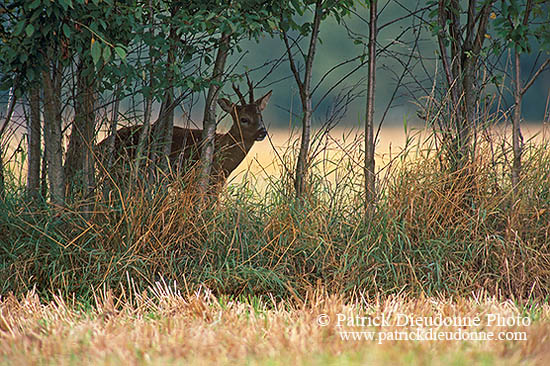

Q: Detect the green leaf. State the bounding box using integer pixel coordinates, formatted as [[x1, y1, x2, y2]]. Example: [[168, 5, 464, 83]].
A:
[[28, 0, 41, 10], [291, 0, 303, 15], [27, 68, 35, 82], [59, 0, 69, 11], [91, 40, 102, 65], [267, 19, 278, 31], [62, 24, 71, 38], [103, 46, 111, 62], [114, 46, 127, 60], [14, 21, 25, 37], [25, 24, 35, 37]]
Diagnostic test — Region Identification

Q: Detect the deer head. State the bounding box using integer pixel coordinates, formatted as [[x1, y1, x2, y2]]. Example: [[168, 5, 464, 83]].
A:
[[217, 75, 272, 144]]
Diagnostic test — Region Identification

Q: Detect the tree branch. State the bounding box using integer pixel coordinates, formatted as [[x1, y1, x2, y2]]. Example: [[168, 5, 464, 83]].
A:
[[521, 58, 550, 96], [282, 28, 304, 95], [303, 0, 322, 96]]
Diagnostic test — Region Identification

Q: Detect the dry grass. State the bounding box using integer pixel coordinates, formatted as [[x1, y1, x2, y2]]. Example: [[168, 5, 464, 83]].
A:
[[1, 286, 549, 365]]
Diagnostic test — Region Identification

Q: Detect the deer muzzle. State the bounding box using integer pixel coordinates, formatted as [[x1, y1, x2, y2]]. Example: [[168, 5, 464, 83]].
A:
[[255, 127, 267, 141]]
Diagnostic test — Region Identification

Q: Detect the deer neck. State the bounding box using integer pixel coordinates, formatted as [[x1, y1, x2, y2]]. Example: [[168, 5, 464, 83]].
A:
[[216, 127, 255, 174]]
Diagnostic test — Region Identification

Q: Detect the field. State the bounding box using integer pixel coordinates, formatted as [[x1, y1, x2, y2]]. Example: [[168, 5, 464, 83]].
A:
[[1, 287, 549, 365]]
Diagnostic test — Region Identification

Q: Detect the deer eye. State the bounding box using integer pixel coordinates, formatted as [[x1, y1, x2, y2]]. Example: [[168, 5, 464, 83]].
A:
[[240, 117, 250, 124]]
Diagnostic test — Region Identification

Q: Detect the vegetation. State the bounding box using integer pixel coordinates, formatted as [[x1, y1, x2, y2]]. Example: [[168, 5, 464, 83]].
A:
[[1, 128, 550, 300]]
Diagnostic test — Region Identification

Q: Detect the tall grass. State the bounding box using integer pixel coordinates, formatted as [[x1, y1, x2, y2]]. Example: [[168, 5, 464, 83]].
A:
[[1, 127, 549, 301]]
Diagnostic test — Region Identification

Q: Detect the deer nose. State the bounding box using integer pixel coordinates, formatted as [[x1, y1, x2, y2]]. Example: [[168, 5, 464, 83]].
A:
[[256, 127, 267, 141]]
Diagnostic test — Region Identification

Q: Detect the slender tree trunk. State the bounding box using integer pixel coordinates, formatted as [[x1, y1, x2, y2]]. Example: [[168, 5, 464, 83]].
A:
[[436, 0, 493, 172], [134, 83, 153, 180], [0, 88, 17, 200], [152, 5, 179, 177], [27, 86, 41, 199], [148, 87, 173, 185], [512, 50, 523, 190], [510, 0, 535, 191], [135, 0, 155, 182], [42, 65, 65, 206], [459, 57, 476, 166], [295, 100, 312, 198], [102, 90, 121, 199], [106, 92, 120, 171], [364, 0, 377, 207], [198, 33, 230, 193], [292, 0, 322, 199], [41, 137, 48, 198], [153, 85, 174, 177], [157, 88, 174, 161]]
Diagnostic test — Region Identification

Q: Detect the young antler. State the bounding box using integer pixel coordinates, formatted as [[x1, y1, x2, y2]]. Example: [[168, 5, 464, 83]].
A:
[[232, 83, 246, 105], [245, 72, 254, 104]]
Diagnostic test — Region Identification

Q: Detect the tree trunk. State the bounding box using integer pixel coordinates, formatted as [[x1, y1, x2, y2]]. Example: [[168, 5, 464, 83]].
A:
[[152, 5, 179, 177], [102, 89, 120, 196], [293, 0, 322, 199], [152, 86, 174, 180], [135, 0, 155, 182], [510, 0, 536, 191], [436, 0, 494, 171], [459, 57, 475, 166], [364, 0, 377, 208], [65, 59, 96, 200], [295, 102, 312, 198], [27, 86, 41, 200], [198, 33, 230, 193], [0, 88, 17, 201], [512, 50, 523, 190], [42, 66, 65, 206], [134, 73, 154, 181], [41, 137, 48, 198], [106, 92, 120, 172]]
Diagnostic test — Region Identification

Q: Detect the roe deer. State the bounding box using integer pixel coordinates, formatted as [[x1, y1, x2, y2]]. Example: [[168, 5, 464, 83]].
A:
[[98, 81, 272, 189]]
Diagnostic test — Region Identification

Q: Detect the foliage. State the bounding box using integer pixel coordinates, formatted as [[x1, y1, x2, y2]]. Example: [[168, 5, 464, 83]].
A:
[[278, 0, 355, 34], [490, 0, 550, 54], [0, 0, 284, 98], [0, 0, 131, 95]]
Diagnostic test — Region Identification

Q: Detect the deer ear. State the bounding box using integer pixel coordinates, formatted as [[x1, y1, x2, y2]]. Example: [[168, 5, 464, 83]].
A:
[[218, 98, 234, 113], [255, 90, 272, 111]]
